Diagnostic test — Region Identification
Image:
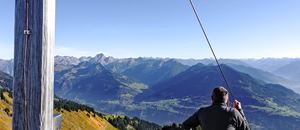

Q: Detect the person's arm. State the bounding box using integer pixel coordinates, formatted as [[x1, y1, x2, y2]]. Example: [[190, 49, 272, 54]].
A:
[[236, 110, 250, 130], [233, 100, 250, 130], [182, 110, 201, 130], [233, 100, 246, 118]]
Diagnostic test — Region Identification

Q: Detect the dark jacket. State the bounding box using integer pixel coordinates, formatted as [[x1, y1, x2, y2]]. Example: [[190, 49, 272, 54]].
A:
[[182, 103, 250, 130]]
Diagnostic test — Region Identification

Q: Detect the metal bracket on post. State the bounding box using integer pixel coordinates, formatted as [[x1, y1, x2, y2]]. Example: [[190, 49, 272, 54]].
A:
[[23, 29, 31, 35]]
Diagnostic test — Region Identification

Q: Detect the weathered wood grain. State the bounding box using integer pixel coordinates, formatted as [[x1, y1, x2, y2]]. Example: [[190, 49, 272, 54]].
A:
[[13, 0, 55, 129]]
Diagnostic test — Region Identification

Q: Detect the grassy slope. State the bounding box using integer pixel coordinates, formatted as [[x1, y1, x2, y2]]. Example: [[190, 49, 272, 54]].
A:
[[0, 92, 117, 130], [0, 92, 12, 130], [55, 109, 117, 130]]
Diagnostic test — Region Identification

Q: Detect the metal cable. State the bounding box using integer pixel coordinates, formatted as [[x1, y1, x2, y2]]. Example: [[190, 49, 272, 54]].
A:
[[188, 0, 236, 100], [23, 0, 30, 129]]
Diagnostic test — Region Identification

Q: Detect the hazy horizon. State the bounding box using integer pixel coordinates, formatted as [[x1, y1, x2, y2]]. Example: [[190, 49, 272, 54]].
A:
[[1, 52, 300, 61]]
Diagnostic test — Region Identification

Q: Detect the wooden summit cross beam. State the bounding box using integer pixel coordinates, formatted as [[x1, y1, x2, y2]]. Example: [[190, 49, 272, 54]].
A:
[[13, 0, 55, 129]]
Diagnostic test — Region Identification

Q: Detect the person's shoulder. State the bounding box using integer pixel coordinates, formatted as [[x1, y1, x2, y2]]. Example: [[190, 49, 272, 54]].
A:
[[224, 107, 238, 114], [228, 107, 239, 113], [229, 107, 244, 118]]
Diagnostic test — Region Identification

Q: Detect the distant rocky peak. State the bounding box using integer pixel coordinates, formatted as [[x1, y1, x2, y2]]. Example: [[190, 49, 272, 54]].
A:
[[90, 53, 116, 65], [79, 56, 92, 62], [165, 59, 182, 65], [0, 59, 14, 76], [187, 63, 205, 71], [54, 56, 80, 65]]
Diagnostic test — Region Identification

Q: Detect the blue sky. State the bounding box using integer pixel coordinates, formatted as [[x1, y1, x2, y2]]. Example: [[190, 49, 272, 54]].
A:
[[1, 0, 300, 59]]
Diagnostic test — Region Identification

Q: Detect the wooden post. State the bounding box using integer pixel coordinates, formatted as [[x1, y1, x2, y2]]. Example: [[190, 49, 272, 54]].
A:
[[13, 0, 55, 129]]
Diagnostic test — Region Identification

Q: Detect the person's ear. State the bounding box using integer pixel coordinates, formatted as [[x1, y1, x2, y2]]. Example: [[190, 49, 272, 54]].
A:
[[225, 94, 229, 102]]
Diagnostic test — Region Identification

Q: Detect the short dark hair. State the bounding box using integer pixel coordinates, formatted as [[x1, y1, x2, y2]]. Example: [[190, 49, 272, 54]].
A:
[[211, 86, 228, 103]]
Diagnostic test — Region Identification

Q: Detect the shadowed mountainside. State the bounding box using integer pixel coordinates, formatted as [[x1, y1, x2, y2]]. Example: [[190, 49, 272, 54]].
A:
[[135, 64, 300, 129]]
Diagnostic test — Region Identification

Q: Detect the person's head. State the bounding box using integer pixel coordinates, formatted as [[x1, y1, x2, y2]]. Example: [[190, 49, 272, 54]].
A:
[[211, 86, 229, 104]]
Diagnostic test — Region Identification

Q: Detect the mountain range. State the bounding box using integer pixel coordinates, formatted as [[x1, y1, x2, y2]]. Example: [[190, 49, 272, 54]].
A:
[[2, 54, 299, 93], [134, 64, 300, 130], [55, 61, 147, 105], [1, 53, 300, 130], [275, 60, 300, 83]]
